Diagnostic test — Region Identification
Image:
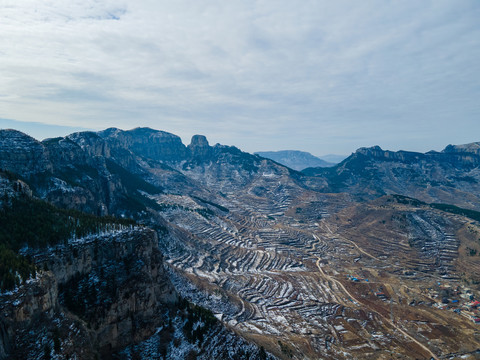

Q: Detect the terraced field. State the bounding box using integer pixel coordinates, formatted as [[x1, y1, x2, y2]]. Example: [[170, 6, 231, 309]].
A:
[[155, 189, 480, 359]]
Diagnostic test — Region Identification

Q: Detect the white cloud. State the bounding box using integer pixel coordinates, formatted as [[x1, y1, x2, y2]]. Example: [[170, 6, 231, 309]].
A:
[[0, 0, 479, 154]]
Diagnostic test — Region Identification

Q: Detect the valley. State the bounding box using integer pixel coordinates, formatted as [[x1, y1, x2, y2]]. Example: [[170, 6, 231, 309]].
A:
[[1, 127, 480, 359], [155, 187, 480, 359]]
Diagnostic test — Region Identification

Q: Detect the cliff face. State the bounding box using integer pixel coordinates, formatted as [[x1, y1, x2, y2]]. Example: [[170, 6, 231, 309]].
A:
[[304, 144, 480, 209], [0, 228, 177, 359], [355, 145, 480, 167], [0, 272, 58, 359], [188, 134, 212, 159], [443, 141, 480, 156], [0, 129, 52, 175], [0, 128, 296, 218], [99, 127, 189, 162], [67, 131, 112, 158]]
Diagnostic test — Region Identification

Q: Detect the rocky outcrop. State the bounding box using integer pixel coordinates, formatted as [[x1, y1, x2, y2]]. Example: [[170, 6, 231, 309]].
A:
[[0, 272, 58, 358], [0, 175, 32, 199], [188, 134, 212, 159], [443, 141, 480, 156], [0, 129, 292, 217], [100, 127, 189, 162], [0, 228, 177, 359], [0, 129, 52, 176], [304, 144, 480, 209], [42, 136, 87, 167], [354, 146, 427, 163], [67, 131, 111, 158], [354, 145, 480, 166]]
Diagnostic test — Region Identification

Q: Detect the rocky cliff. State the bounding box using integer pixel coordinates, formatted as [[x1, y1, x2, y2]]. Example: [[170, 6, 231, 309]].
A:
[[99, 127, 189, 162], [444, 141, 480, 156], [0, 129, 52, 175], [0, 128, 301, 216], [0, 228, 177, 359], [188, 134, 212, 159], [303, 144, 480, 209]]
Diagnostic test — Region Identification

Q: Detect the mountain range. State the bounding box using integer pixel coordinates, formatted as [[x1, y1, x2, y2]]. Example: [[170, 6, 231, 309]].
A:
[[254, 150, 336, 170], [1, 127, 480, 359]]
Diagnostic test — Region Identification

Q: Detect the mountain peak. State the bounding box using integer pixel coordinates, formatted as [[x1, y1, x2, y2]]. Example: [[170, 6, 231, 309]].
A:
[[190, 134, 209, 147], [129, 127, 162, 135], [0, 128, 39, 143], [98, 127, 122, 138], [0, 129, 51, 175], [355, 145, 384, 156], [188, 135, 211, 158], [443, 141, 480, 155], [100, 127, 188, 162]]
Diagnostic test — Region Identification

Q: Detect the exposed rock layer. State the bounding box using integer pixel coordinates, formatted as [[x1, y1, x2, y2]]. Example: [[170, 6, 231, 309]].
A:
[[0, 228, 177, 359]]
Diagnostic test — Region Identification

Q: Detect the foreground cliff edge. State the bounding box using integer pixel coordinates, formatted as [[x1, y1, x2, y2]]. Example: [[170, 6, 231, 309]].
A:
[[0, 226, 177, 358], [0, 178, 276, 359]]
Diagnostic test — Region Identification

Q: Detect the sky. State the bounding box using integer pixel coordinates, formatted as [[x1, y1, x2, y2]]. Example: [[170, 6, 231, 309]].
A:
[[1, 1, 479, 157]]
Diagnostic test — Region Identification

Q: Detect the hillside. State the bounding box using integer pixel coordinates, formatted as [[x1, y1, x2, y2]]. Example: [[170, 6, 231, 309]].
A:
[[1, 128, 480, 359], [0, 174, 276, 360], [303, 144, 480, 210]]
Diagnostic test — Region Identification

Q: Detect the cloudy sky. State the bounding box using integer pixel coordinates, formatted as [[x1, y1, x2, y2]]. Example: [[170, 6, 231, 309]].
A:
[[1, 1, 479, 156]]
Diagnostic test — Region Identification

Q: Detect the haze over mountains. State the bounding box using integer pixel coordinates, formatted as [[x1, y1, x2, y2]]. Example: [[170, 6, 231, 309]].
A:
[[254, 150, 336, 171], [1, 127, 480, 359]]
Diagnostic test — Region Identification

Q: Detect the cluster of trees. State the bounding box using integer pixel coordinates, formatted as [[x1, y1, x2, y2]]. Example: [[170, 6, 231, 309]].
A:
[[59, 270, 117, 322], [195, 208, 215, 219], [430, 202, 480, 222], [0, 195, 135, 251], [0, 169, 17, 181], [192, 196, 229, 213], [0, 245, 36, 291], [156, 202, 215, 219], [466, 247, 478, 256], [278, 340, 293, 358], [392, 195, 480, 223], [105, 159, 165, 215], [178, 297, 218, 345], [0, 194, 135, 291]]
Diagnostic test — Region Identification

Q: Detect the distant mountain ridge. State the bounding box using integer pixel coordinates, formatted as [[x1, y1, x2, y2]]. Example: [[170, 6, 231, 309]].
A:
[[317, 153, 348, 164], [255, 150, 335, 171], [3, 127, 480, 212], [2, 127, 480, 212], [0, 127, 301, 216], [303, 142, 480, 210]]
